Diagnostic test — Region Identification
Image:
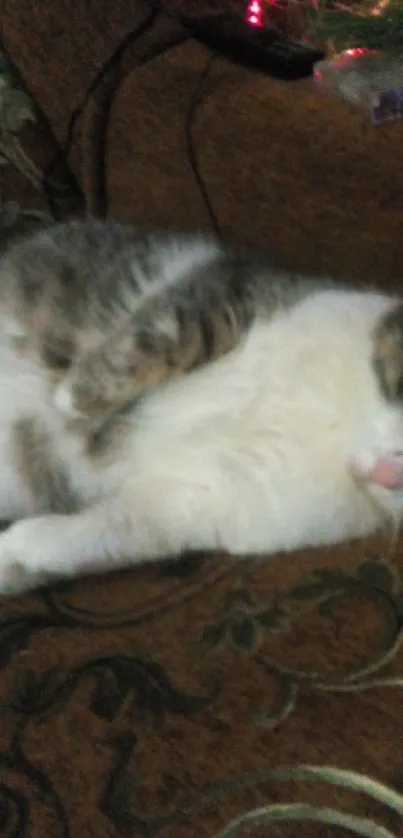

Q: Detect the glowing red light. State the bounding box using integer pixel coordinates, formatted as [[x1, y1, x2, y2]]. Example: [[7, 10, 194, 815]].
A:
[[345, 47, 368, 57], [246, 0, 264, 27]]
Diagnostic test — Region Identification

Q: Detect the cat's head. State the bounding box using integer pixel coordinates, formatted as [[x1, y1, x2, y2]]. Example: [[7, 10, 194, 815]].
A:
[[35, 315, 105, 380], [1, 220, 131, 381], [15, 296, 106, 388]]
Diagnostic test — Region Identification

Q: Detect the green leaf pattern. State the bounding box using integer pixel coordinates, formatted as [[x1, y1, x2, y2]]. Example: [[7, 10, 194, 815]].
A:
[[0, 43, 53, 237]]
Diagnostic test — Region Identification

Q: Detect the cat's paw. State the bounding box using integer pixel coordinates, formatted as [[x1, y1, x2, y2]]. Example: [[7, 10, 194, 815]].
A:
[[350, 451, 403, 491], [0, 517, 63, 595], [373, 304, 403, 401]]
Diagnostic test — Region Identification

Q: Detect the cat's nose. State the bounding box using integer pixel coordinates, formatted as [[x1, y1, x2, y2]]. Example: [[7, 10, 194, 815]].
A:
[[54, 380, 83, 419]]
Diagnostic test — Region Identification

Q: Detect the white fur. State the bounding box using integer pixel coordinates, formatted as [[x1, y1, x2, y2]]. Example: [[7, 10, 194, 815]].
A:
[[0, 286, 401, 594]]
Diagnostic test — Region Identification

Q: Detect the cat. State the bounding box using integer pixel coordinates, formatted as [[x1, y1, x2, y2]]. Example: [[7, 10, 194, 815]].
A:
[[0, 216, 402, 595]]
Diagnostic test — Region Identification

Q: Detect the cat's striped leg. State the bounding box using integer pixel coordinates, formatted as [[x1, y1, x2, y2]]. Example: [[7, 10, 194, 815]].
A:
[[54, 257, 257, 431]]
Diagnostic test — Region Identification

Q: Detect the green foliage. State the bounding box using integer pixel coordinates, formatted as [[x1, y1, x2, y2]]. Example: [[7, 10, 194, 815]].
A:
[[0, 47, 36, 136], [0, 85, 35, 135], [307, 1, 403, 51]]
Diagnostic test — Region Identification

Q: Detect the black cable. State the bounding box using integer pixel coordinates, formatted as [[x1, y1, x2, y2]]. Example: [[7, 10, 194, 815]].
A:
[[39, 0, 223, 236], [183, 51, 221, 240], [42, 0, 163, 219], [152, 1, 223, 237]]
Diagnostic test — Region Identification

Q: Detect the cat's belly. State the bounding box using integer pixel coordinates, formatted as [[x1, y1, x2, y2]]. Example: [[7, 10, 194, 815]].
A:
[[124, 292, 400, 555], [126, 418, 382, 556]]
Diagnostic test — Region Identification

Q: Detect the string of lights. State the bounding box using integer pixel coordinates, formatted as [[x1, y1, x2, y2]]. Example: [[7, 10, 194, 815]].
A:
[[246, 0, 266, 28]]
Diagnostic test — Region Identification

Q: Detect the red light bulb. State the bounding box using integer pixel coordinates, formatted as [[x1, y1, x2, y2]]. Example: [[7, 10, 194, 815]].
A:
[[246, 0, 264, 27]]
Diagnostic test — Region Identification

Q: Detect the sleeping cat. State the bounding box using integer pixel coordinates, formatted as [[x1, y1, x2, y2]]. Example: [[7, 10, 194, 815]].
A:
[[0, 216, 402, 595]]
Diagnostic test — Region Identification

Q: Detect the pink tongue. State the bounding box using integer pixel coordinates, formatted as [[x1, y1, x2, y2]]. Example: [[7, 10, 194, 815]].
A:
[[369, 457, 403, 491]]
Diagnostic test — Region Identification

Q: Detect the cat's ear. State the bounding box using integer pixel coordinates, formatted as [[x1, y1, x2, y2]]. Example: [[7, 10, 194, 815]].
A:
[[373, 303, 403, 401]]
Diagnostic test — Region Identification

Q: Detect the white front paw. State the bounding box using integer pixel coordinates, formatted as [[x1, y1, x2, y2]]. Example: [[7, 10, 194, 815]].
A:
[[0, 516, 63, 596]]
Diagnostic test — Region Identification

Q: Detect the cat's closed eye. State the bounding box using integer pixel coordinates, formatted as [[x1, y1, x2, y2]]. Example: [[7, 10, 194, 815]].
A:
[[41, 345, 73, 372]]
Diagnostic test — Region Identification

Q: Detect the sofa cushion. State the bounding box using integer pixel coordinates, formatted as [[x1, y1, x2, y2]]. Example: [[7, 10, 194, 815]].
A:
[[105, 39, 403, 282]]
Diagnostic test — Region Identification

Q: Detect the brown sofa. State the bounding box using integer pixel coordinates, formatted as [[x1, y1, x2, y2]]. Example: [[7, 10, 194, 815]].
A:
[[1, 2, 403, 837]]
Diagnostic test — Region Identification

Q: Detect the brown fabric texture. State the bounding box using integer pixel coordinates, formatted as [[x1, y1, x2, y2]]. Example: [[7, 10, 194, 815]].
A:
[[2, 3, 403, 837], [3, 0, 403, 279], [105, 39, 403, 282]]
